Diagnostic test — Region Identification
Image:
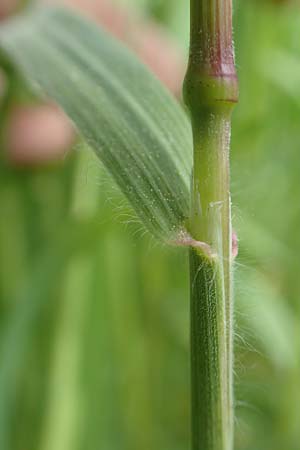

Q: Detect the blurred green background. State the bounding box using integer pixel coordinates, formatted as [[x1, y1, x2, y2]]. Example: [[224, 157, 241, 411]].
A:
[[0, 0, 300, 449]]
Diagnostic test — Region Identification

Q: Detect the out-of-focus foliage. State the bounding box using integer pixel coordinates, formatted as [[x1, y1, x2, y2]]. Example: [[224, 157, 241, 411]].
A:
[[0, 1, 299, 450]]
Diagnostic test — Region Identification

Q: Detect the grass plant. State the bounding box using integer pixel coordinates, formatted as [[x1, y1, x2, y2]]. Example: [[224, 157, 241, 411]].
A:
[[0, 2, 299, 450], [0, 3, 238, 447]]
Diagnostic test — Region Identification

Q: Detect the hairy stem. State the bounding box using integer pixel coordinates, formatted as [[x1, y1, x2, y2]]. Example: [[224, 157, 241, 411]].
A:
[[184, 1, 238, 449]]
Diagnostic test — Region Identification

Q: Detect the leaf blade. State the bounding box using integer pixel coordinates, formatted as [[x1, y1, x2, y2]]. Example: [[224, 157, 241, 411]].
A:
[[0, 7, 192, 240]]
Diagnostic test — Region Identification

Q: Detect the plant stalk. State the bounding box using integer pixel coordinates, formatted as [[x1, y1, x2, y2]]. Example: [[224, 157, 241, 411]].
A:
[[184, 1, 238, 449]]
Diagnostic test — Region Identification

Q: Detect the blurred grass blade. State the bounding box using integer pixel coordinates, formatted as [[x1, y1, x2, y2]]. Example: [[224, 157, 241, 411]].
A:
[[0, 218, 109, 449], [0, 6, 193, 240], [261, 49, 300, 109]]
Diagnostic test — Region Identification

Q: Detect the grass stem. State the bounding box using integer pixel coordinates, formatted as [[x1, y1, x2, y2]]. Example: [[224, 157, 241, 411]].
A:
[[184, 1, 238, 449]]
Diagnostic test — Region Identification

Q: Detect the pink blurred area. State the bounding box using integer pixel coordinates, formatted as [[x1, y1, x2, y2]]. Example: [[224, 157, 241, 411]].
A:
[[7, 105, 74, 165], [0, 0, 18, 19]]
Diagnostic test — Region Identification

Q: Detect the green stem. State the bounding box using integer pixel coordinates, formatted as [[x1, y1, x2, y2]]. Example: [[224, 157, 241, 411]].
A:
[[189, 250, 229, 450], [183, 1, 238, 449]]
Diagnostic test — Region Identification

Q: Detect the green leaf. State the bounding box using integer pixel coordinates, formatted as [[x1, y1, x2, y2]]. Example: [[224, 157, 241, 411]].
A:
[[0, 6, 192, 241]]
